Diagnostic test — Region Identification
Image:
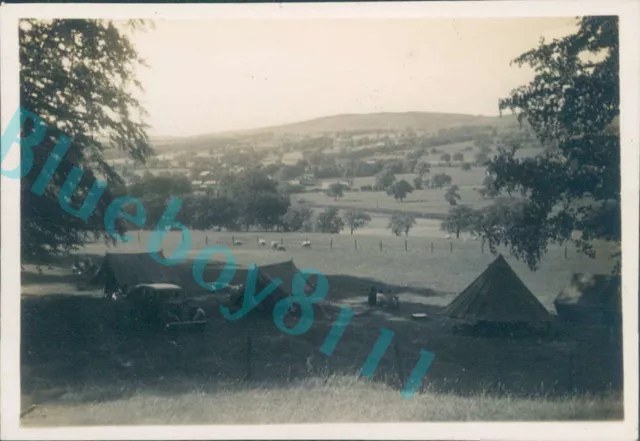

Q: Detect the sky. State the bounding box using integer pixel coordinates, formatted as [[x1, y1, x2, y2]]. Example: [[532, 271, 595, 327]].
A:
[[127, 17, 579, 137]]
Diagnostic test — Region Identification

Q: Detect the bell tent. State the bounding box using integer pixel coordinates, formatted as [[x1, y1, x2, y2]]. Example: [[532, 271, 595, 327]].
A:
[[443, 254, 551, 324]]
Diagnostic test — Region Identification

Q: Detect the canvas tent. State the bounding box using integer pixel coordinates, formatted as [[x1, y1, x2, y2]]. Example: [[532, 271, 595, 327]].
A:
[[231, 259, 336, 319], [93, 253, 183, 294], [554, 273, 621, 325], [93, 252, 243, 296], [443, 254, 551, 324]]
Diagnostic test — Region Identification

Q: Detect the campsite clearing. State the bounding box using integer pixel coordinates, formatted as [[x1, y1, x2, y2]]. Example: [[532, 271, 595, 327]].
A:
[[20, 230, 622, 425]]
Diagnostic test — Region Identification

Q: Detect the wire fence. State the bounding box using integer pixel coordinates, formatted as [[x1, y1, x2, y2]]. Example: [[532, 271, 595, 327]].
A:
[[128, 229, 581, 260]]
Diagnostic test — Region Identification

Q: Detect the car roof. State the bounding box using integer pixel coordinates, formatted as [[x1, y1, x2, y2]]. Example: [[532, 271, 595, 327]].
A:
[[133, 283, 183, 291]]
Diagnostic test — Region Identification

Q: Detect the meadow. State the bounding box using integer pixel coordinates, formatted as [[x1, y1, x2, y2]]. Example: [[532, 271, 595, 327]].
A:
[[19, 229, 623, 426], [300, 165, 497, 217]]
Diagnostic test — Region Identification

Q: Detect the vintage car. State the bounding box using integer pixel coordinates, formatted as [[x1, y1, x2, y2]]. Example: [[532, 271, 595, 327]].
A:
[[122, 283, 207, 332]]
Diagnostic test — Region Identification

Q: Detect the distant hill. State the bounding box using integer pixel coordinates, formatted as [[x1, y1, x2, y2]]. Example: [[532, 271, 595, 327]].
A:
[[217, 111, 519, 137], [125, 111, 522, 156]]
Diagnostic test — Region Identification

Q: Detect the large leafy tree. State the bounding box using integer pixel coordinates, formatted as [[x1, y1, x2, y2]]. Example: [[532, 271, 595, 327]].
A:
[[488, 16, 620, 271], [19, 19, 152, 261]]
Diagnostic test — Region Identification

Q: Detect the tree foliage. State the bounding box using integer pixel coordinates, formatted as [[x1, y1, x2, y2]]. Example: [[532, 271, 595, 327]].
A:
[[281, 204, 314, 232], [492, 16, 620, 270], [374, 168, 396, 191], [430, 173, 453, 189], [442, 205, 475, 238], [444, 185, 461, 206], [19, 19, 152, 261], [386, 179, 413, 202], [316, 207, 344, 234], [343, 209, 372, 235], [388, 212, 416, 237], [327, 182, 345, 201]]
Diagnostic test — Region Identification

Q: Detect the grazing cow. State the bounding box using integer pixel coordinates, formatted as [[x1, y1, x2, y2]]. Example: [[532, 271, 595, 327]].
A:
[[258, 238, 266, 246], [301, 240, 311, 248], [233, 240, 243, 246], [277, 244, 286, 251], [271, 241, 279, 249], [444, 234, 451, 240]]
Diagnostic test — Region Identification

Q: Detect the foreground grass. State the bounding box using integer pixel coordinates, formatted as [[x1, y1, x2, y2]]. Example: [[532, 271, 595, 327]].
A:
[[22, 375, 622, 426]]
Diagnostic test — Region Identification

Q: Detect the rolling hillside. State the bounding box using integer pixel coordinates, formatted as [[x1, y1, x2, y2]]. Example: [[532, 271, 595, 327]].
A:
[[218, 111, 519, 136]]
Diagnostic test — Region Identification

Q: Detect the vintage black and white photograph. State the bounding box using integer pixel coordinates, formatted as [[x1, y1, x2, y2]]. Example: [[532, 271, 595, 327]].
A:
[[1, 1, 638, 440]]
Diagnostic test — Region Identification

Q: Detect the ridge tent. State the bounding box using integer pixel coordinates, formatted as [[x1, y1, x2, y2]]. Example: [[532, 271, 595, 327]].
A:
[[92, 252, 244, 297], [231, 259, 337, 319], [554, 273, 621, 326], [443, 254, 551, 324], [92, 252, 183, 297]]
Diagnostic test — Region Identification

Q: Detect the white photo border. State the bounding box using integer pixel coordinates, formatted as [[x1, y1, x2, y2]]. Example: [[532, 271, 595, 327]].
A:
[[1, 1, 638, 440]]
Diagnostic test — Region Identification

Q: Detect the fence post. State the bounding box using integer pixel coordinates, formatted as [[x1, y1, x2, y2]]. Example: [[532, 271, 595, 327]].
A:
[[246, 336, 253, 380], [380, 241, 383, 251], [450, 242, 453, 253], [564, 246, 568, 259], [393, 342, 405, 387], [232, 235, 235, 245], [330, 238, 333, 250], [206, 235, 209, 245], [354, 240, 358, 250], [137, 231, 141, 242], [405, 240, 408, 252]]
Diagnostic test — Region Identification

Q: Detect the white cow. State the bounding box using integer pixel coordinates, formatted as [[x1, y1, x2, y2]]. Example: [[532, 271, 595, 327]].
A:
[[258, 238, 266, 246], [301, 240, 311, 248], [444, 234, 451, 240], [271, 241, 279, 249]]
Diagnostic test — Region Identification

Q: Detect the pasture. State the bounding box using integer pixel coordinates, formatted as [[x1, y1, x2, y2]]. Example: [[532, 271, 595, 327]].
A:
[[20, 229, 623, 426]]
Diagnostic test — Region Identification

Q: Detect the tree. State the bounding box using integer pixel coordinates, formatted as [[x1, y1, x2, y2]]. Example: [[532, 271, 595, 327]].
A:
[[414, 161, 431, 178], [327, 182, 345, 201], [374, 168, 396, 191], [413, 176, 423, 190], [253, 192, 290, 231], [386, 180, 414, 202], [444, 185, 461, 206], [430, 173, 452, 189], [388, 212, 416, 236], [453, 152, 464, 163], [441, 205, 476, 238], [469, 197, 532, 256], [440, 153, 452, 164], [492, 17, 620, 270], [281, 204, 314, 232], [316, 207, 344, 234], [477, 175, 500, 199], [474, 152, 489, 166], [221, 169, 284, 231], [343, 209, 372, 235], [17, 19, 152, 261]]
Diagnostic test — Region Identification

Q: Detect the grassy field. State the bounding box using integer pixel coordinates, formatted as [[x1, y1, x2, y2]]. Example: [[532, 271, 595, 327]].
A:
[[20, 230, 623, 426], [304, 165, 493, 216]]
